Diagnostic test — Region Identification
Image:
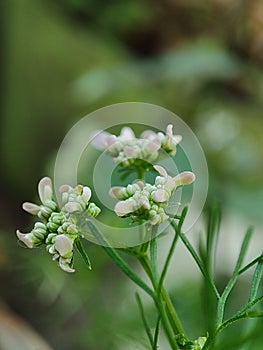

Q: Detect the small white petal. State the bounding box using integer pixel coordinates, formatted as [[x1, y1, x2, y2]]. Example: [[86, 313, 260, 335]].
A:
[[59, 257, 75, 273], [173, 135, 182, 144], [38, 177, 53, 203], [141, 130, 156, 139], [143, 138, 161, 153], [16, 230, 34, 248], [152, 189, 169, 203], [105, 135, 117, 147], [124, 146, 136, 157], [81, 187, 92, 201], [174, 171, 196, 186], [22, 202, 40, 215], [166, 124, 173, 137], [91, 130, 112, 150], [138, 196, 151, 209], [64, 202, 82, 213], [153, 165, 168, 177], [55, 234, 73, 257], [120, 127, 135, 140], [109, 186, 123, 198], [114, 198, 136, 216]]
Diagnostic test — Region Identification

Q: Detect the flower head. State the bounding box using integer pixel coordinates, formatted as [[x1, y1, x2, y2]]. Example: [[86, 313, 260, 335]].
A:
[[16, 177, 101, 273], [92, 124, 182, 168], [110, 165, 195, 225]]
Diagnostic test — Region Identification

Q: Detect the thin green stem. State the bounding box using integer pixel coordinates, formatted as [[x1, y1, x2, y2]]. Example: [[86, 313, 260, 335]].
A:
[[158, 208, 187, 294], [238, 253, 263, 276], [139, 254, 185, 336], [136, 292, 154, 347], [154, 295, 179, 349], [86, 220, 154, 298], [216, 295, 263, 334], [150, 225, 159, 288], [170, 219, 220, 300], [216, 227, 253, 327], [153, 315, 161, 350]]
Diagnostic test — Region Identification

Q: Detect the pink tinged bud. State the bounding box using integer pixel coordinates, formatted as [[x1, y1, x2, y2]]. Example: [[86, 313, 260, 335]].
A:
[[143, 138, 161, 153], [174, 171, 196, 187], [54, 234, 73, 257], [135, 181, 145, 189], [105, 135, 117, 147], [114, 198, 136, 216], [81, 186, 92, 201], [138, 196, 151, 209], [166, 124, 174, 137], [64, 202, 83, 213], [124, 146, 136, 157], [120, 127, 135, 140], [153, 165, 168, 177], [141, 130, 156, 139], [150, 215, 161, 225], [38, 177, 53, 204], [109, 186, 124, 198], [22, 202, 40, 215], [91, 130, 112, 150], [165, 176, 176, 191], [59, 184, 72, 193], [152, 189, 169, 203], [16, 230, 34, 248]]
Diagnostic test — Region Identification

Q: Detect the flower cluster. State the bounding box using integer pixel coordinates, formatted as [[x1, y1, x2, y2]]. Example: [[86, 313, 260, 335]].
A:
[[109, 165, 195, 225], [16, 177, 100, 272], [92, 124, 182, 167]]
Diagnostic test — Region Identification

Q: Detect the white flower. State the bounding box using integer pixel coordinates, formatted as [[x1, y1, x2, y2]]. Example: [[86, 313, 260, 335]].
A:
[[59, 184, 100, 216], [22, 177, 57, 219], [110, 165, 195, 224], [54, 234, 74, 258]]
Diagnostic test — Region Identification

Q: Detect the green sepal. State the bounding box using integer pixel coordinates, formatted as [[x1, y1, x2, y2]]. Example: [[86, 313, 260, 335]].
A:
[[75, 238, 92, 270]]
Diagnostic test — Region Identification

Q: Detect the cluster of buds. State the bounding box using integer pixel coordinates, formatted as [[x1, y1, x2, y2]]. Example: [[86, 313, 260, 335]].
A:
[[92, 124, 182, 167], [16, 177, 100, 272], [109, 165, 195, 225]]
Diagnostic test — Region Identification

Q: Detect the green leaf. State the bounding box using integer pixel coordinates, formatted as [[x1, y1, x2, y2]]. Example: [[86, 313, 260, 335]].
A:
[[249, 257, 263, 302], [75, 238, 92, 270], [206, 206, 221, 278], [216, 226, 254, 326]]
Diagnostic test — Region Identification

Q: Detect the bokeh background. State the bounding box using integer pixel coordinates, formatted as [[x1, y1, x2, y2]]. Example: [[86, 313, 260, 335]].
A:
[[0, 0, 263, 349]]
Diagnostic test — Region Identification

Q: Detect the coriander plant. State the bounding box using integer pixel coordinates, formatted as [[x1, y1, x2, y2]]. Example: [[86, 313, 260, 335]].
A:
[[16, 123, 263, 349]]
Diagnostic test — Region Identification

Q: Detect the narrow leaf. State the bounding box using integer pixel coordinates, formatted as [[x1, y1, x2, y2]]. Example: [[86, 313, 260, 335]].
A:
[[135, 293, 154, 348], [249, 258, 263, 302], [153, 315, 161, 350], [75, 239, 92, 270]]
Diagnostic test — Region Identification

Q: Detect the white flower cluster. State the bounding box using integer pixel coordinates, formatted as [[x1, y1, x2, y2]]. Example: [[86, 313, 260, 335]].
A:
[[16, 177, 100, 272], [92, 124, 182, 167], [109, 165, 195, 225]]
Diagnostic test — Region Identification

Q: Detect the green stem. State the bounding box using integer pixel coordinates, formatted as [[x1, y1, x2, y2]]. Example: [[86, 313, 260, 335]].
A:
[[170, 219, 220, 300], [150, 225, 159, 288], [136, 292, 154, 347], [154, 295, 179, 349], [86, 220, 154, 298], [139, 254, 185, 336], [158, 208, 187, 294], [216, 227, 253, 327]]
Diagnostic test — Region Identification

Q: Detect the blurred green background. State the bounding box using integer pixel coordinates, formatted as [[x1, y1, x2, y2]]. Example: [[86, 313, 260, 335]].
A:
[[0, 0, 263, 349]]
